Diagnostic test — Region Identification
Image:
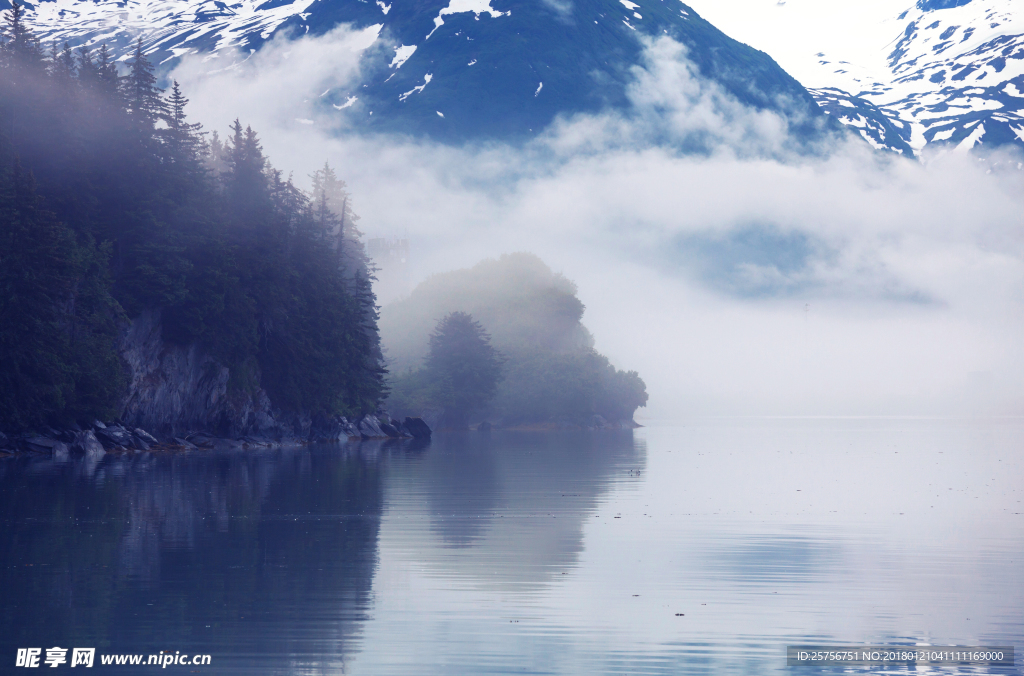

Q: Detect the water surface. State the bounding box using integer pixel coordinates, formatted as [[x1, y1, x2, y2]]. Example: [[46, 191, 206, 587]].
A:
[[1, 419, 1021, 674]]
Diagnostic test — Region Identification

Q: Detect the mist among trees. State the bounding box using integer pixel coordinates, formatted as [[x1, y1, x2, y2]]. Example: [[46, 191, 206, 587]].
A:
[[0, 3, 385, 431], [383, 253, 648, 427]]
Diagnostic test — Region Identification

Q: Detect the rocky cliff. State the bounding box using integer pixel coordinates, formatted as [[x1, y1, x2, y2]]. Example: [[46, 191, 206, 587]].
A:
[[7, 307, 400, 449], [0, 310, 430, 457], [117, 310, 428, 444], [119, 310, 284, 439]]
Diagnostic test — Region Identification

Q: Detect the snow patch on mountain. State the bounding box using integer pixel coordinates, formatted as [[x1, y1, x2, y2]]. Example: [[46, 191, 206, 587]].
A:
[[809, 87, 915, 155], [390, 45, 417, 69], [27, 0, 320, 61], [426, 0, 511, 40], [957, 121, 986, 150], [399, 73, 433, 101]]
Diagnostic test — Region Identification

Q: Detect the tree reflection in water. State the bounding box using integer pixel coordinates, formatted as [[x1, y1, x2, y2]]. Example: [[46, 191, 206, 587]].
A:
[[0, 443, 386, 674], [0, 431, 643, 674]]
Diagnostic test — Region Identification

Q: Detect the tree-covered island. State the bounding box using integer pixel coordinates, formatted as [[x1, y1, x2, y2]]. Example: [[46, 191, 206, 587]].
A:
[[383, 254, 648, 431]]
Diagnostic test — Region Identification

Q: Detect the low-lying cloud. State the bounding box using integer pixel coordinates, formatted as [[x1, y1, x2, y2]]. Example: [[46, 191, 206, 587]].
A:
[[169, 26, 1024, 418]]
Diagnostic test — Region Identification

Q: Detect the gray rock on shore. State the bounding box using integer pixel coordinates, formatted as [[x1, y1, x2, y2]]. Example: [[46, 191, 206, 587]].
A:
[[379, 421, 401, 437], [72, 430, 106, 460], [403, 417, 432, 439], [51, 442, 70, 462], [135, 428, 159, 445], [340, 418, 361, 439], [25, 436, 62, 453], [96, 425, 132, 448]]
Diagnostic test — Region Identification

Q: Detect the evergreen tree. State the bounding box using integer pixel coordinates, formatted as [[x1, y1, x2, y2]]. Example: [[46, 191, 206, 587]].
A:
[[122, 38, 164, 133], [349, 270, 388, 412], [313, 190, 341, 243], [162, 79, 205, 167], [310, 161, 359, 235], [223, 119, 271, 231], [1, 2, 44, 72], [205, 130, 229, 175], [95, 44, 119, 99], [76, 45, 97, 85], [49, 41, 75, 82], [423, 312, 503, 429], [269, 169, 306, 220], [48, 42, 80, 128], [310, 161, 368, 274]]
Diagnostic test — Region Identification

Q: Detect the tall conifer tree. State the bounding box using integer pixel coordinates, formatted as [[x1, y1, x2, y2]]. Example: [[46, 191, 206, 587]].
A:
[[2, 2, 44, 70], [163, 80, 205, 167], [122, 38, 163, 132], [95, 44, 119, 98]]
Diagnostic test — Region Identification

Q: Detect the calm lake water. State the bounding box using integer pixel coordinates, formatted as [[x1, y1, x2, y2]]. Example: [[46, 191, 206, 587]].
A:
[[1, 419, 1022, 674]]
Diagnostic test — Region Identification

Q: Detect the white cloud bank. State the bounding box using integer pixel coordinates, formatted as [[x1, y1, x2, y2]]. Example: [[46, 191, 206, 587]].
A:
[[169, 27, 1024, 419]]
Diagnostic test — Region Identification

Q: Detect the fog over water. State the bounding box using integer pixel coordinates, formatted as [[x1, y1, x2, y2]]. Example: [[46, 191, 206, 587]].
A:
[[170, 27, 1024, 419]]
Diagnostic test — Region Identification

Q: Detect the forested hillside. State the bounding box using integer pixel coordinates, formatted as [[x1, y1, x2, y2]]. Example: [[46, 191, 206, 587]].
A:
[[0, 3, 385, 432]]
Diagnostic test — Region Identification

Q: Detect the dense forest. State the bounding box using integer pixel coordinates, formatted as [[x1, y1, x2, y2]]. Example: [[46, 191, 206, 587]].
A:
[[382, 253, 648, 428], [0, 3, 386, 433]]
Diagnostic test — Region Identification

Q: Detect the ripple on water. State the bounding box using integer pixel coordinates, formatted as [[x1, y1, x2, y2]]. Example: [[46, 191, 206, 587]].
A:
[[1, 420, 1021, 674]]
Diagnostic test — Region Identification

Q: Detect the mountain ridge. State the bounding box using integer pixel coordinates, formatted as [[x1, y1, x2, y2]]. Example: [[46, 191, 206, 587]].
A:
[[17, 0, 839, 143]]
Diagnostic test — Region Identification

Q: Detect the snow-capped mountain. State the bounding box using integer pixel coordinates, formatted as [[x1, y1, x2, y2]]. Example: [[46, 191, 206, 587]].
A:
[[806, 0, 1024, 155], [806, 86, 917, 156], [13, 0, 836, 142]]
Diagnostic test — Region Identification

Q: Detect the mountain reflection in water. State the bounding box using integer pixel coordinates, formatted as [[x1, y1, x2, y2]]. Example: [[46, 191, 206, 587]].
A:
[[1, 421, 1022, 675]]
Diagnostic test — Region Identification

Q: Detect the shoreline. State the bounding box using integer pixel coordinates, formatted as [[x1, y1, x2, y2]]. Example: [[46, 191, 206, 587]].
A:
[[0, 415, 641, 458], [0, 414, 432, 459]]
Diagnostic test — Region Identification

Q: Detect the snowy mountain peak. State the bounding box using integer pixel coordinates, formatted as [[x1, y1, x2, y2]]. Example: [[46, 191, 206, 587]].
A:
[[17, 0, 832, 144], [805, 0, 1024, 155]]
